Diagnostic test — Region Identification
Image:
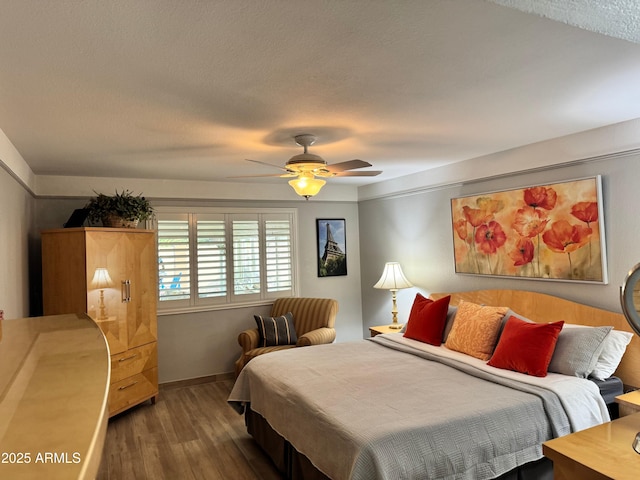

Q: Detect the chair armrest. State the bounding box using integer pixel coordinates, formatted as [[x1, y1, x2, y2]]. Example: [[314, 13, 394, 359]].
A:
[[297, 327, 336, 346], [238, 328, 260, 352]]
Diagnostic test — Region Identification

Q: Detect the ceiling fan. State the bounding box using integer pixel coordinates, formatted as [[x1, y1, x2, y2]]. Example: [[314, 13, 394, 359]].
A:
[[236, 134, 382, 199]]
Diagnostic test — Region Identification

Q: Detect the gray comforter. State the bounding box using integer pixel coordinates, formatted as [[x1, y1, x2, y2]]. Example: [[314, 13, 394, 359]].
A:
[[229, 336, 596, 480]]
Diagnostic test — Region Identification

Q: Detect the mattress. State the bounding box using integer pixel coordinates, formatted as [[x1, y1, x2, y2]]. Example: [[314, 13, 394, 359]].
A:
[[592, 375, 623, 418]]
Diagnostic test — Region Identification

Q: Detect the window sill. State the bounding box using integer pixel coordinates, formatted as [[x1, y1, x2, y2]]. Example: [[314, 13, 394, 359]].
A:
[[158, 299, 276, 316]]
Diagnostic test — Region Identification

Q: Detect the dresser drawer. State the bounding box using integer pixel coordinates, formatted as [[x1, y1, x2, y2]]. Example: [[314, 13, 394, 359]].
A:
[[110, 342, 157, 384], [109, 367, 158, 416]]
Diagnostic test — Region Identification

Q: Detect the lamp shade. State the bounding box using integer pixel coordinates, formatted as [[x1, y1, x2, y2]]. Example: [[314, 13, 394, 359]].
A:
[[288, 173, 326, 199], [373, 262, 413, 290], [91, 267, 114, 289]]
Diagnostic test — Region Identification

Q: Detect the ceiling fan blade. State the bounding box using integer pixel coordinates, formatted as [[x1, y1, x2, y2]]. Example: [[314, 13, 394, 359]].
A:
[[333, 170, 383, 177], [325, 159, 373, 173], [227, 173, 289, 178], [245, 158, 290, 172]]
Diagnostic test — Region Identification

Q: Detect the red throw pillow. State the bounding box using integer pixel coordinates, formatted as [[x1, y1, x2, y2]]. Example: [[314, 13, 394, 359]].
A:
[[403, 294, 451, 345], [407, 293, 432, 318], [488, 316, 564, 377]]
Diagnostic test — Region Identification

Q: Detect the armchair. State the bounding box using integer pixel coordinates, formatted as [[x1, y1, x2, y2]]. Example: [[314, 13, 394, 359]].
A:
[[235, 297, 338, 377]]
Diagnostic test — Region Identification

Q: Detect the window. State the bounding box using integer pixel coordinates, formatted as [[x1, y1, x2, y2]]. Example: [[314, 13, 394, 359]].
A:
[[156, 208, 297, 313]]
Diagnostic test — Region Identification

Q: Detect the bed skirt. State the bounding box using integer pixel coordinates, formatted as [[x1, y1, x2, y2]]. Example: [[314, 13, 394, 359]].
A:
[[245, 408, 553, 480]]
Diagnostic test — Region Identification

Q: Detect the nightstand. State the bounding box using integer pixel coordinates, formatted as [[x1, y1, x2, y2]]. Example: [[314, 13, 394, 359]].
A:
[[369, 324, 403, 337], [616, 390, 640, 417], [543, 412, 640, 480]]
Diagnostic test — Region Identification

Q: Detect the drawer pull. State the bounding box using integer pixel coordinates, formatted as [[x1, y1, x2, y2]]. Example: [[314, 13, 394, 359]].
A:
[[118, 354, 138, 362], [118, 381, 139, 391]]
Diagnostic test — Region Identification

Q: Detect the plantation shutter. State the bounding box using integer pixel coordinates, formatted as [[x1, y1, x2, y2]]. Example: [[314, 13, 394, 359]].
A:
[[156, 208, 297, 311], [232, 217, 261, 298], [265, 215, 293, 294], [157, 216, 191, 304], [196, 216, 226, 300]]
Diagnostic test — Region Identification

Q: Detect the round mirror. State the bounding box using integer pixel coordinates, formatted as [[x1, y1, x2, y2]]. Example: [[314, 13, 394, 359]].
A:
[[621, 263, 640, 337]]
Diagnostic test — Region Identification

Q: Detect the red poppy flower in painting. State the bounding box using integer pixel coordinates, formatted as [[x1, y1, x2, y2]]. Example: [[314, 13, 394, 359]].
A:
[[454, 218, 468, 240], [571, 202, 598, 225], [524, 186, 557, 210], [463, 206, 492, 227], [542, 220, 592, 253], [512, 206, 549, 238], [475, 221, 507, 254], [510, 237, 534, 266]]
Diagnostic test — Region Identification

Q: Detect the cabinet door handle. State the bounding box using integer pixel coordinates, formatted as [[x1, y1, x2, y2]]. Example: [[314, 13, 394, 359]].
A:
[[121, 280, 131, 303], [118, 381, 138, 391], [118, 354, 138, 362]]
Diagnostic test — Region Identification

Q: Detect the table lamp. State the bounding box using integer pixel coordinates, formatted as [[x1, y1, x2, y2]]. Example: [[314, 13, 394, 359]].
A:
[[373, 262, 413, 329]]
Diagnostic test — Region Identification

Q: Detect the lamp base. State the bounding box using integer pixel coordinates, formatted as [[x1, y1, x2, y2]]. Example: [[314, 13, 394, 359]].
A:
[[388, 323, 403, 330]]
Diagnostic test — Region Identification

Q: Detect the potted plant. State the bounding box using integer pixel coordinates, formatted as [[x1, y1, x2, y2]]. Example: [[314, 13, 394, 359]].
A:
[[85, 189, 154, 228]]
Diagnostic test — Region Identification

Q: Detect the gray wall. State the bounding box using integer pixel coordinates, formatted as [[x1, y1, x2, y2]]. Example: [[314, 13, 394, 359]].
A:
[[0, 167, 34, 319], [32, 197, 363, 383], [358, 155, 640, 335]]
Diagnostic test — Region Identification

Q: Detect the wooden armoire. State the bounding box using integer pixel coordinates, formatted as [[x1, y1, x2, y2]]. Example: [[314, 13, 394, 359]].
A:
[[41, 227, 158, 417]]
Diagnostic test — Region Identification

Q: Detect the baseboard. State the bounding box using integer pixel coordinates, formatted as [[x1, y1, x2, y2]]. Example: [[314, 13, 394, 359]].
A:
[[160, 372, 234, 390]]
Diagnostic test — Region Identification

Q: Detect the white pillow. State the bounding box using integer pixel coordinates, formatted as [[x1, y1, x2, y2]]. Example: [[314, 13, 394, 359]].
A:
[[590, 329, 633, 380]]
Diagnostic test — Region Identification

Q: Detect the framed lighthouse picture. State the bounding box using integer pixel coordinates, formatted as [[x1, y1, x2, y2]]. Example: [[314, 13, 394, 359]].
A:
[[316, 218, 347, 277]]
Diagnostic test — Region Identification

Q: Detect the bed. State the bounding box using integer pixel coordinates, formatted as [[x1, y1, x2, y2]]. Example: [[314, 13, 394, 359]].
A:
[[228, 289, 640, 480]]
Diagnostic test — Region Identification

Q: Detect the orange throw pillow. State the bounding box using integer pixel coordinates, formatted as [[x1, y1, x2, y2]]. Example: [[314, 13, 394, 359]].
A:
[[444, 300, 508, 360]]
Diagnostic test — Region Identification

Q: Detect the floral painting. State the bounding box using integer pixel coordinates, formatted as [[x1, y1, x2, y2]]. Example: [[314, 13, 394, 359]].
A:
[[451, 176, 607, 283]]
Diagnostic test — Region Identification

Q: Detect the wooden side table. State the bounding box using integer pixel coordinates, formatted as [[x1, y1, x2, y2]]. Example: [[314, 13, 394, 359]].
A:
[[616, 390, 640, 417], [369, 324, 403, 337], [543, 412, 640, 480]]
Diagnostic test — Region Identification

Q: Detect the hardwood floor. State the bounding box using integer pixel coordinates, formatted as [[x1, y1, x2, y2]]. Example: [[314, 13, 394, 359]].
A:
[[97, 379, 282, 479]]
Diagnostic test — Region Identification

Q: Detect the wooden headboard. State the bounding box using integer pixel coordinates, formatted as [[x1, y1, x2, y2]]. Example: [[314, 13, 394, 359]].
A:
[[430, 289, 640, 390]]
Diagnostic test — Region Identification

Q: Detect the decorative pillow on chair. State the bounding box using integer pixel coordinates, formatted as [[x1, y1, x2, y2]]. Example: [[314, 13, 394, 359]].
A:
[[444, 300, 509, 360], [254, 312, 298, 347], [488, 316, 564, 377], [403, 294, 451, 345]]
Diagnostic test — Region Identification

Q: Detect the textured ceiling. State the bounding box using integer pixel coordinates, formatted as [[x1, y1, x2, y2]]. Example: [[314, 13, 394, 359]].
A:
[[489, 0, 640, 43], [1, 0, 640, 188]]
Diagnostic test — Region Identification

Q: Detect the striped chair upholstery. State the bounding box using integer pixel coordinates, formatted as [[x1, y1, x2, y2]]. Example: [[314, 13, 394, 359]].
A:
[[235, 297, 338, 377]]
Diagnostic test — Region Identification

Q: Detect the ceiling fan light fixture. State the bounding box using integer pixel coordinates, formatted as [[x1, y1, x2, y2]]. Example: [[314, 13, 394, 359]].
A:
[[288, 173, 326, 200], [237, 132, 381, 194], [289, 151, 324, 162]]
